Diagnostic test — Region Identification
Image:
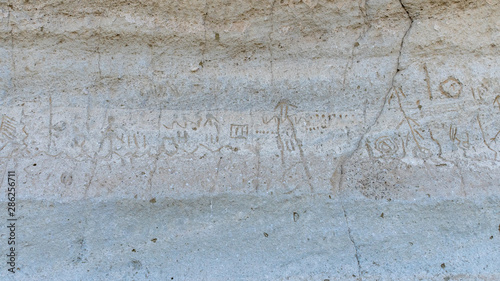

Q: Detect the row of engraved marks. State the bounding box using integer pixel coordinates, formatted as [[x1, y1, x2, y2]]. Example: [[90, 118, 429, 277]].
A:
[[367, 72, 500, 161], [0, 101, 358, 157]]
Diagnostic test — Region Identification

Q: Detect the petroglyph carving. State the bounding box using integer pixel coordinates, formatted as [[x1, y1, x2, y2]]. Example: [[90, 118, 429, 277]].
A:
[[158, 135, 175, 152], [260, 100, 313, 191], [267, 100, 300, 156], [494, 95, 500, 110], [230, 124, 249, 139], [202, 114, 220, 145], [471, 84, 488, 102], [97, 116, 151, 158], [492, 129, 500, 144], [477, 115, 498, 160], [0, 115, 21, 156], [439, 77, 463, 98], [49, 121, 89, 159], [70, 133, 87, 150], [162, 114, 223, 155], [366, 135, 406, 159], [303, 114, 332, 131], [375, 136, 400, 155], [176, 130, 189, 144], [52, 121, 67, 132], [0, 115, 16, 141], [411, 143, 432, 159], [163, 117, 202, 130], [449, 125, 470, 150], [389, 88, 432, 159], [423, 64, 433, 100], [61, 172, 73, 186]]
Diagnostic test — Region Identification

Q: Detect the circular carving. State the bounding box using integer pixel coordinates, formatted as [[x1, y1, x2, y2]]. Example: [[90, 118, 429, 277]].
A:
[[374, 136, 399, 156], [439, 77, 463, 98], [60, 172, 73, 186]]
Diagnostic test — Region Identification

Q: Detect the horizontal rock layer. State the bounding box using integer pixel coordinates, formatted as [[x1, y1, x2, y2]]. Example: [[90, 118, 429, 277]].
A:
[[0, 0, 499, 279], [0, 0, 498, 200]]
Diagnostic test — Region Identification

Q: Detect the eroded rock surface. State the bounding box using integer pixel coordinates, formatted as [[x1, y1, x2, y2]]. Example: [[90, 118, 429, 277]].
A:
[[0, 0, 499, 280]]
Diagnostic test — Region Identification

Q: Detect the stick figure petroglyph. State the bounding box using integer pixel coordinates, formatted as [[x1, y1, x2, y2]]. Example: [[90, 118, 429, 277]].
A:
[[263, 99, 299, 163], [263, 99, 313, 192]]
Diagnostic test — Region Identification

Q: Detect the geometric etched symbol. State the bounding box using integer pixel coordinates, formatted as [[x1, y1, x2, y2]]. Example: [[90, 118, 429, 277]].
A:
[[439, 76, 463, 98], [230, 124, 249, 139], [494, 95, 500, 110], [0, 115, 16, 140]]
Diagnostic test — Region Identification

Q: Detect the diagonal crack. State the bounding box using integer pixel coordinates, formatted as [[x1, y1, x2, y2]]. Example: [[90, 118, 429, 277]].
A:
[[342, 202, 363, 279], [399, 0, 413, 21], [333, 0, 414, 192], [396, 0, 414, 75], [334, 4, 414, 277]]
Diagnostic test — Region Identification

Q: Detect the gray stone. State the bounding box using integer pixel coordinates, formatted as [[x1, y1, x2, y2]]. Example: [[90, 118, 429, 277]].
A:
[[0, 0, 499, 279]]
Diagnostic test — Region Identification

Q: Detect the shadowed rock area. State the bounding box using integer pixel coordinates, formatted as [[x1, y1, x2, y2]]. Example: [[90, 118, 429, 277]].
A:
[[0, 0, 499, 279]]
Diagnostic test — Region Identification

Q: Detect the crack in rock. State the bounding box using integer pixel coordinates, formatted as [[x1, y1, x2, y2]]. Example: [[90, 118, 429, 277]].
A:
[[342, 202, 363, 279], [333, 0, 415, 192], [335, 2, 415, 277], [396, 0, 414, 75], [342, 0, 369, 91]]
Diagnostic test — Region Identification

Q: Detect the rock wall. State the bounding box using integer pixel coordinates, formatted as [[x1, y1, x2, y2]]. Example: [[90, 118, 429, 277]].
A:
[[0, 0, 499, 280]]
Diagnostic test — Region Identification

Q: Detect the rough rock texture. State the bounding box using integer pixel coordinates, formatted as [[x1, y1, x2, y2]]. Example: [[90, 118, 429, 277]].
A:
[[0, 0, 499, 280]]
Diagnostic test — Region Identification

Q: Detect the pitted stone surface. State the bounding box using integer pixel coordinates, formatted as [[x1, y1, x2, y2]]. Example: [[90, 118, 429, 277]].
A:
[[0, 0, 499, 279]]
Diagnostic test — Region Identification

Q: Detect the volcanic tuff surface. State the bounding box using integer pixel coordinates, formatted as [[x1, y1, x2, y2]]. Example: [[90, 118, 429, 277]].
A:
[[0, 0, 499, 280]]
